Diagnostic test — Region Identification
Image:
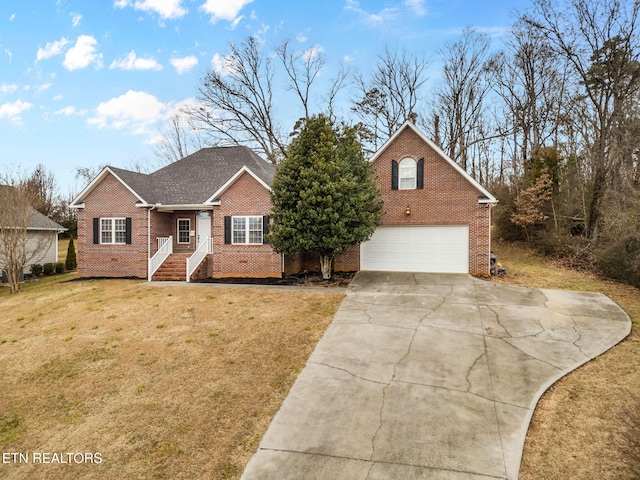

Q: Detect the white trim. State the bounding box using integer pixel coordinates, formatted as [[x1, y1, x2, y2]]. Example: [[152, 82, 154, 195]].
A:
[[100, 217, 127, 244], [398, 157, 417, 190], [205, 166, 271, 203], [370, 121, 498, 204], [231, 215, 263, 245], [177, 218, 191, 244], [156, 202, 219, 212], [71, 167, 147, 207]]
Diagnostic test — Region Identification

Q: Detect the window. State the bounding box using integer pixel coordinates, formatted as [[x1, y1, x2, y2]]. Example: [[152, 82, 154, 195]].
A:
[[232, 216, 263, 244], [399, 158, 417, 189], [100, 217, 127, 244], [177, 218, 191, 244]]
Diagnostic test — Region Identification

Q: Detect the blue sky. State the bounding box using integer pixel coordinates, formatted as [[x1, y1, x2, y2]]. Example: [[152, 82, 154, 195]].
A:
[[0, 0, 530, 195]]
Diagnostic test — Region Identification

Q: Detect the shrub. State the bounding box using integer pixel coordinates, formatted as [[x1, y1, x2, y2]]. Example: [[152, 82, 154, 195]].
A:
[[55, 262, 65, 274], [31, 264, 43, 276], [598, 236, 640, 288], [65, 237, 77, 270], [43, 263, 56, 275]]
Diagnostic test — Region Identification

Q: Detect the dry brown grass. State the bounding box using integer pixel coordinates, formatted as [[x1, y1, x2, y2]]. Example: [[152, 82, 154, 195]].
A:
[[492, 241, 640, 480], [0, 276, 343, 479]]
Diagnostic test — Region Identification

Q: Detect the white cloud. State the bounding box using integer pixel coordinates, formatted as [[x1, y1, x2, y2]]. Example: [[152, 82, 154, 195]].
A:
[[114, 0, 187, 20], [345, 0, 398, 25], [0, 100, 32, 125], [110, 51, 163, 71], [404, 0, 426, 17], [88, 90, 168, 134], [36, 37, 70, 62], [0, 84, 19, 95], [9, 13, 16, 21], [303, 45, 324, 61], [170, 55, 198, 74], [36, 83, 52, 95], [55, 106, 88, 116], [296, 33, 308, 43], [199, 0, 253, 24], [70, 12, 82, 27], [63, 35, 103, 70], [211, 52, 234, 76]]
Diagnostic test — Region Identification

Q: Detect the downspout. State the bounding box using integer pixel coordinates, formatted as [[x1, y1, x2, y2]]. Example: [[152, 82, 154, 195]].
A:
[[147, 206, 156, 281]]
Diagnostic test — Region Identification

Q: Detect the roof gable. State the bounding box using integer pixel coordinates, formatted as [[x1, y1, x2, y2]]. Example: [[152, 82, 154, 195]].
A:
[[71, 167, 149, 207], [370, 122, 497, 203], [71, 146, 275, 208]]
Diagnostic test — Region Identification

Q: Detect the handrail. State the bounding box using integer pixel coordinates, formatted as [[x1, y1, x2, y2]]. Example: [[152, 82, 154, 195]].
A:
[[148, 236, 173, 281], [186, 237, 213, 282]]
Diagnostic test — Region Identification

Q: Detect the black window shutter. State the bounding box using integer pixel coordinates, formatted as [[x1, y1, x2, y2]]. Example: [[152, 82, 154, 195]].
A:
[[417, 158, 424, 189], [125, 217, 132, 244], [224, 216, 231, 245], [263, 215, 270, 244], [391, 160, 399, 190], [93, 218, 100, 244]]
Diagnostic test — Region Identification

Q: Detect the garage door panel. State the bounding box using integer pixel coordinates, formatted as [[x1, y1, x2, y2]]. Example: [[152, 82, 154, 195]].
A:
[[360, 226, 469, 273]]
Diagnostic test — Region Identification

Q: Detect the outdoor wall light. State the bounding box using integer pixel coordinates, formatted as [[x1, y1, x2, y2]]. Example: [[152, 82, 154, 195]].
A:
[[405, 205, 412, 215]]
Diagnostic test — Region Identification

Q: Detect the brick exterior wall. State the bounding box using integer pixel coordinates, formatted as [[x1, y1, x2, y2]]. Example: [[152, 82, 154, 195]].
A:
[[209, 172, 282, 278], [371, 126, 492, 276], [77, 173, 148, 278], [283, 245, 360, 276]]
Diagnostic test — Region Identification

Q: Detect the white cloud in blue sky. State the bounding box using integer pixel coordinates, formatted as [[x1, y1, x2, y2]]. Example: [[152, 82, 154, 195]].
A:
[[62, 35, 103, 70], [170, 55, 199, 74], [199, 0, 254, 24], [0, 0, 530, 193], [114, 0, 188, 20], [110, 51, 163, 71]]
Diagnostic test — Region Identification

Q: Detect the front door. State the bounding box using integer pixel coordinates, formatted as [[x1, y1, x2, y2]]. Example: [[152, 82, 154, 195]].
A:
[[196, 212, 211, 248]]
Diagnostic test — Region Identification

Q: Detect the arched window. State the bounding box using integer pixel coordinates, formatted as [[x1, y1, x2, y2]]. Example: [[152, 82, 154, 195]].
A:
[[399, 157, 417, 189]]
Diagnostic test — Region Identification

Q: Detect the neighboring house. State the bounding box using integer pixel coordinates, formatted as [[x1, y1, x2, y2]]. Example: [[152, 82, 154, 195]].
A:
[[72, 123, 497, 281], [0, 187, 67, 278]]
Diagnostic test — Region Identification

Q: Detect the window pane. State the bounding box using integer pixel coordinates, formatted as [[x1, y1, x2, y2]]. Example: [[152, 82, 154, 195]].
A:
[[178, 219, 190, 243], [248, 217, 262, 244], [101, 219, 112, 244], [232, 217, 246, 244], [399, 158, 417, 189]]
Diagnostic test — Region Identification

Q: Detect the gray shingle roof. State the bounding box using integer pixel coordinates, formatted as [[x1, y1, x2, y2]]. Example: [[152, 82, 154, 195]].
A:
[[0, 185, 66, 231], [108, 146, 275, 205]]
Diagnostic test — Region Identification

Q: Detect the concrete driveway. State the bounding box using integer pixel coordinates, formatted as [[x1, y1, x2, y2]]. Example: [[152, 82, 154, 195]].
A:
[[241, 272, 631, 480]]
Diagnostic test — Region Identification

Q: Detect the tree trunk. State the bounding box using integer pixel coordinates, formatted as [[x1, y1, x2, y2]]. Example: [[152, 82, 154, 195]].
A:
[[319, 254, 334, 280]]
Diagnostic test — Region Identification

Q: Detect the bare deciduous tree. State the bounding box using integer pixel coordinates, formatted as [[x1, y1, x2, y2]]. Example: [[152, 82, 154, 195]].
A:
[[0, 181, 54, 293], [524, 0, 640, 239], [154, 113, 204, 166], [352, 46, 429, 152], [191, 36, 287, 165], [428, 28, 496, 173]]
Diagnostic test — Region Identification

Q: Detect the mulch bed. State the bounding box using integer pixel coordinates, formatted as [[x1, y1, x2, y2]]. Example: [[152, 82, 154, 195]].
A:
[[201, 272, 355, 288]]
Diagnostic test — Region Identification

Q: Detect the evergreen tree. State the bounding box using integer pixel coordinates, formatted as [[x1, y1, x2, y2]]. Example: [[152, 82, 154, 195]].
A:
[[65, 237, 77, 271], [268, 115, 383, 279]]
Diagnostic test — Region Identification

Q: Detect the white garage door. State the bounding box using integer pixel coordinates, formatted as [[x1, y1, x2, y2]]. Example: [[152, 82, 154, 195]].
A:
[[360, 225, 469, 273]]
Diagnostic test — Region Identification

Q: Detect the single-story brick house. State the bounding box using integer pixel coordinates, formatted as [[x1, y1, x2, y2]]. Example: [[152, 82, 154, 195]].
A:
[[71, 122, 496, 281]]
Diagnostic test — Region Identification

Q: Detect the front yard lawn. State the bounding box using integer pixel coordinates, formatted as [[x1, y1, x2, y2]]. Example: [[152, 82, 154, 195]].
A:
[[0, 277, 343, 479]]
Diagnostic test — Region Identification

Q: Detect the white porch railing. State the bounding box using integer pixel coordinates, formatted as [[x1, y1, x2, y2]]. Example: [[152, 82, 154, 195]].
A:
[[148, 236, 173, 281], [186, 237, 213, 282]]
